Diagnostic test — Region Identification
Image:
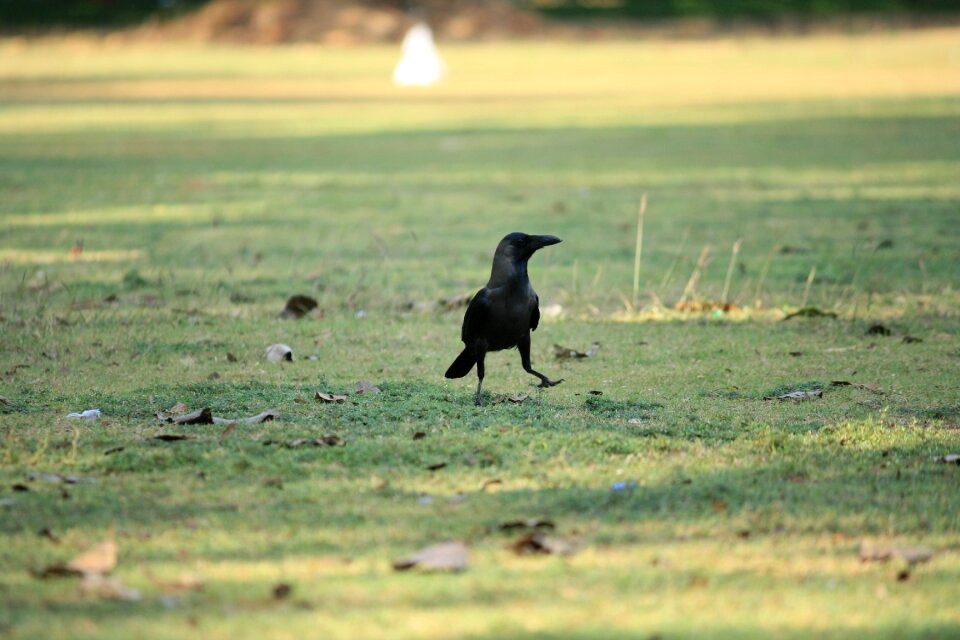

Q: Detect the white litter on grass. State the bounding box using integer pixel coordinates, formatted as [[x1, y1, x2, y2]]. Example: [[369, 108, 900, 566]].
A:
[[265, 344, 293, 363], [67, 409, 101, 420], [393, 23, 445, 87]]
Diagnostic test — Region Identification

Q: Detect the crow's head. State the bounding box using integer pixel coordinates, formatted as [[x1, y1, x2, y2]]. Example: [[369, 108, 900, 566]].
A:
[[496, 232, 562, 262]]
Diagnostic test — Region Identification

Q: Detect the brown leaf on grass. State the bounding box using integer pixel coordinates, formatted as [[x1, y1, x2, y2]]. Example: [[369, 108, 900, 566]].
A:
[[226, 352, 238, 362], [777, 390, 823, 400], [212, 409, 278, 425], [553, 342, 600, 359], [355, 380, 381, 395], [153, 434, 192, 442], [293, 398, 307, 404], [279, 295, 318, 319], [171, 408, 213, 425], [426, 462, 447, 471], [831, 381, 884, 394], [902, 335, 923, 344], [934, 454, 960, 465], [68, 538, 118, 575], [39, 527, 60, 543], [393, 541, 468, 572], [789, 351, 804, 357], [266, 343, 294, 362], [859, 543, 935, 565], [499, 518, 555, 531], [272, 583, 292, 600], [480, 478, 503, 491], [783, 307, 837, 320], [865, 324, 892, 336], [103, 446, 125, 456], [219, 422, 236, 441], [317, 434, 345, 447], [315, 391, 347, 403], [511, 533, 578, 556], [712, 501, 728, 511], [80, 573, 142, 601]]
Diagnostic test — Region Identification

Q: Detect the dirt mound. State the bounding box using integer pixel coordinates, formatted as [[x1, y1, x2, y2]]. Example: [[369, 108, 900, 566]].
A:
[[138, 0, 544, 44]]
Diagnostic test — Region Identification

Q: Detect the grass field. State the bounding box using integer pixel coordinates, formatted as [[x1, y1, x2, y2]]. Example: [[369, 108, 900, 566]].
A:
[[1, 27, 960, 639]]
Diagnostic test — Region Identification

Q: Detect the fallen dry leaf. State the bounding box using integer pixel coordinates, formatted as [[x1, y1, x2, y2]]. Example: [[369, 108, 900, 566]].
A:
[[80, 573, 142, 601], [426, 462, 447, 471], [212, 409, 278, 425], [280, 295, 318, 319], [777, 390, 823, 400], [153, 434, 192, 442], [266, 343, 294, 362], [393, 541, 468, 572], [553, 342, 600, 359], [783, 307, 837, 320], [499, 518, 555, 531], [103, 446, 125, 456], [226, 352, 238, 362], [355, 380, 381, 395], [38, 527, 60, 543], [902, 335, 923, 344], [511, 533, 577, 556], [272, 583, 292, 600], [68, 538, 118, 575], [865, 324, 892, 336], [315, 391, 347, 403], [219, 422, 236, 440], [831, 381, 884, 393], [859, 543, 935, 565], [481, 478, 503, 491], [166, 408, 213, 425]]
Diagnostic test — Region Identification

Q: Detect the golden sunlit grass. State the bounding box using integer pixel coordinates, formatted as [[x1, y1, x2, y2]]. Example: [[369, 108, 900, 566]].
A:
[[1, 25, 959, 640]]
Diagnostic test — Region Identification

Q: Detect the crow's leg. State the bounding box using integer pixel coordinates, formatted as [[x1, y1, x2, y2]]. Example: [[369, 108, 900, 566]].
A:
[[518, 333, 564, 388], [474, 351, 486, 406]]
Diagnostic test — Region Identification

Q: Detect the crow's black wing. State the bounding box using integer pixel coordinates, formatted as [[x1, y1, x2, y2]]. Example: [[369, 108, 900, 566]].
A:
[[530, 293, 540, 332], [461, 288, 490, 343]]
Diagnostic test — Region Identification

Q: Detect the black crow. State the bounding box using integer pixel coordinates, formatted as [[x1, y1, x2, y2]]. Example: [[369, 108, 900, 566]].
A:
[[445, 232, 564, 405]]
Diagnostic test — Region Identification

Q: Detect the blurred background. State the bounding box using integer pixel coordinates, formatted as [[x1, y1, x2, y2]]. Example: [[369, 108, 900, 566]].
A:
[[1, 0, 958, 319]]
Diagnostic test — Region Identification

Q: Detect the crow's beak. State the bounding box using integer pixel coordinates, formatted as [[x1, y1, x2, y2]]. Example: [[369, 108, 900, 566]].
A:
[[531, 235, 562, 250]]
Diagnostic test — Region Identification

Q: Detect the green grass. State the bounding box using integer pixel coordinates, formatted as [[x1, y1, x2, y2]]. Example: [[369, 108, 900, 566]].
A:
[[1, 28, 960, 639]]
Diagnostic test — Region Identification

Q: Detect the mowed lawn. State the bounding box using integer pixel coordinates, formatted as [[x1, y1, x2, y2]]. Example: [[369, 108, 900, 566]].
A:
[[1, 27, 960, 639]]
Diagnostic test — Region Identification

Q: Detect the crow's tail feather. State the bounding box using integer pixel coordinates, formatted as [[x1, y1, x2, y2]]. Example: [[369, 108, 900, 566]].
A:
[[445, 348, 475, 379]]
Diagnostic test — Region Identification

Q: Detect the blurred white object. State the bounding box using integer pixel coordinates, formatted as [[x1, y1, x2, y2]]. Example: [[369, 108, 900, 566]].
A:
[[393, 23, 445, 87], [67, 409, 101, 420]]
